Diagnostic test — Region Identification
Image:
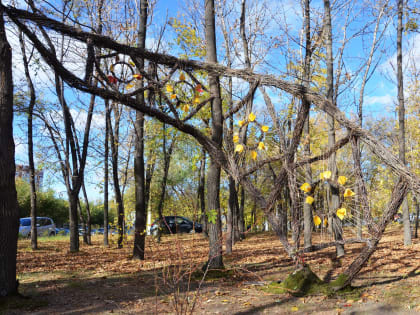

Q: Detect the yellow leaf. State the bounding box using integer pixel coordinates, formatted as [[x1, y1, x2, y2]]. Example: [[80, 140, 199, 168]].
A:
[[324, 217, 328, 227], [336, 208, 347, 220], [193, 97, 200, 104], [320, 170, 332, 180], [235, 144, 244, 153], [126, 83, 135, 90], [338, 175, 347, 185], [129, 60, 135, 66], [257, 142, 265, 150], [251, 150, 257, 160], [133, 74, 142, 80], [182, 104, 190, 112], [233, 134, 239, 143], [300, 182, 311, 193], [179, 73, 185, 81], [313, 215, 321, 226], [170, 94, 177, 100], [248, 112, 256, 122], [261, 125, 269, 132], [305, 196, 315, 205], [166, 84, 173, 93], [344, 188, 355, 198], [291, 306, 299, 312], [238, 120, 245, 127], [110, 64, 114, 72]]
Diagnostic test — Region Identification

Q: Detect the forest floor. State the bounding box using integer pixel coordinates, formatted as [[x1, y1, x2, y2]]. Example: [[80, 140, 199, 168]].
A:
[[1, 224, 420, 314]]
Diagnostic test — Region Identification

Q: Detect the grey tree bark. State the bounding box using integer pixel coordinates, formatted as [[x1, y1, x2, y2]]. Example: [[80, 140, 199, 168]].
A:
[[198, 149, 207, 236], [302, 0, 313, 250], [414, 194, 419, 238], [205, 0, 224, 269], [133, 0, 148, 259], [323, 0, 344, 257], [155, 124, 176, 243], [104, 100, 110, 246], [397, 0, 411, 246], [19, 31, 38, 250], [0, 3, 19, 296]]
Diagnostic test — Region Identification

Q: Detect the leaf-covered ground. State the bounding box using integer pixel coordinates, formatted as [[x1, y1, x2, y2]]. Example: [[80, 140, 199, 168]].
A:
[[2, 225, 420, 314]]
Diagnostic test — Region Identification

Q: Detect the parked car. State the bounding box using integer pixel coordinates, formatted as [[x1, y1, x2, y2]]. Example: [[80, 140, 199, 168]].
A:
[[92, 228, 103, 235], [56, 228, 70, 235], [150, 216, 202, 236], [19, 217, 56, 237]]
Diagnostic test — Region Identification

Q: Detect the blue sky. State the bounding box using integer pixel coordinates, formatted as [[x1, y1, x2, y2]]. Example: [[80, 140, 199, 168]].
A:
[[9, 0, 419, 204]]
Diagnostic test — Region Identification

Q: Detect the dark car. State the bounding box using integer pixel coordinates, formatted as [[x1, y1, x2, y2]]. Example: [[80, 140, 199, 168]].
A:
[[150, 216, 202, 236]]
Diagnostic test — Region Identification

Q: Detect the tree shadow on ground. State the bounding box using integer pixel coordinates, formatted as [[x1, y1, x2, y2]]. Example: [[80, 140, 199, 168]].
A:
[[233, 296, 296, 315]]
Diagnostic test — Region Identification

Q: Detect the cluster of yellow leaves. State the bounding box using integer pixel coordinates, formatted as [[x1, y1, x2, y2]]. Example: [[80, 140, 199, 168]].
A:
[[300, 182, 312, 193], [305, 196, 315, 205], [320, 170, 331, 180], [308, 171, 355, 222], [163, 75, 204, 112], [336, 208, 347, 220], [313, 215, 322, 227], [234, 112, 269, 160], [344, 188, 355, 197]]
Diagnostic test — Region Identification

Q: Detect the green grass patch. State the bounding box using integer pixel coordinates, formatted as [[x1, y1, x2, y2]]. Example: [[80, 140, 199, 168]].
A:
[[192, 268, 235, 281]]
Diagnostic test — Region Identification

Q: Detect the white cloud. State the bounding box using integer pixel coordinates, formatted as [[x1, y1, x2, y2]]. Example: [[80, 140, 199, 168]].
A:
[[380, 33, 420, 78], [364, 94, 394, 107]]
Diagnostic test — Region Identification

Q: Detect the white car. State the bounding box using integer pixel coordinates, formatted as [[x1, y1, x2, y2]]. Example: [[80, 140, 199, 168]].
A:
[[19, 217, 56, 237]]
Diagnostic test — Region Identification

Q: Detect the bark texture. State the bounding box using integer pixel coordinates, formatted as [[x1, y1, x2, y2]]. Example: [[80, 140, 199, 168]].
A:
[[324, 0, 344, 257], [19, 31, 37, 250], [397, 0, 411, 246], [133, 0, 148, 259], [205, 0, 223, 269], [0, 4, 19, 297]]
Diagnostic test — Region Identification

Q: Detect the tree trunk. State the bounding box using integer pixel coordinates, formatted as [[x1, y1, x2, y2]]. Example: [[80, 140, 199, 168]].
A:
[[103, 100, 110, 246], [397, 0, 411, 246], [198, 149, 207, 236], [302, 0, 312, 250], [414, 194, 419, 238], [133, 0, 148, 259], [324, 0, 344, 257], [108, 105, 125, 249], [77, 199, 88, 245], [69, 192, 79, 253], [19, 31, 38, 250], [239, 186, 245, 237], [81, 183, 91, 245], [145, 151, 155, 235], [0, 5, 19, 296], [226, 176, 237, 254], [205, 0, 223, 269], [155, 124, 175, 243]]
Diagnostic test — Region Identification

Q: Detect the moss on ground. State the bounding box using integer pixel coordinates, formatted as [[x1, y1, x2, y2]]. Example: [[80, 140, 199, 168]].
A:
[[0, 295, 48, 312], [192, 268, 235, 281], [262, 265, 360, 298]]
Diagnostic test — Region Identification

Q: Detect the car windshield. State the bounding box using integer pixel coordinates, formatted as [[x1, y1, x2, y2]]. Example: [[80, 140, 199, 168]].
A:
[[20, 218, 31, 226]]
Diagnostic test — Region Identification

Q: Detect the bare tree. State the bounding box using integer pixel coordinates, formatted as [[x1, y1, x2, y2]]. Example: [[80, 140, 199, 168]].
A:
[[323, 0, 345, 258], [397, 0, 411, 246], [133, 0, 148, 259], [19, 31, 38, 250]]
